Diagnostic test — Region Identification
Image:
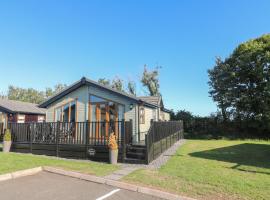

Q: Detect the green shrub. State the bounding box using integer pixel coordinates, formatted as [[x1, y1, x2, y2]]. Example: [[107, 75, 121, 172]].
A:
[[4, 129, 11, 141]]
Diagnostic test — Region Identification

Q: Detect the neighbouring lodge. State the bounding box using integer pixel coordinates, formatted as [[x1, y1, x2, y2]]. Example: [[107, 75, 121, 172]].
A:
[[0, 99, 46, 128]]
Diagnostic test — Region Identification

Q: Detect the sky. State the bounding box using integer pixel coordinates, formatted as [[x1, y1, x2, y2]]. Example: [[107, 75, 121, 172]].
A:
[[0, 0, 269, 116]]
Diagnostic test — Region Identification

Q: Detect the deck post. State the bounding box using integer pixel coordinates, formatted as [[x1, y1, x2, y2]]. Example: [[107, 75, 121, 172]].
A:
[[56, 122, 60, 157], [30, 123, 33, 153], [85, 120, 89, 158], [145, 134, 149, 164], [121, 119, 126, 162], [129, 119, 133, 144]]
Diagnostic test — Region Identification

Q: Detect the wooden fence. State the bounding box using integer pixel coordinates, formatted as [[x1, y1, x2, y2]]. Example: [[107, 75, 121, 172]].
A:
[[8, 120, 130, 162], [145, 121, 184, 164]]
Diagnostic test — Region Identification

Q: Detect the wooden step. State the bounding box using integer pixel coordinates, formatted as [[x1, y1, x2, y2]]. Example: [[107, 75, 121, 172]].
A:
[[124, 158, 146, 164], [126, 151, 146, 160], [126, 146, 146, 154]]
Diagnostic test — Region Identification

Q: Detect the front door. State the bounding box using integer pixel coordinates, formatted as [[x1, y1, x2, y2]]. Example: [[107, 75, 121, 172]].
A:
[[95, 103, 109, 139]]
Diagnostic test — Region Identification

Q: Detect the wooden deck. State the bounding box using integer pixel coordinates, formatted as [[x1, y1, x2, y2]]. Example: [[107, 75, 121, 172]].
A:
[[8, 120, 184, 164]]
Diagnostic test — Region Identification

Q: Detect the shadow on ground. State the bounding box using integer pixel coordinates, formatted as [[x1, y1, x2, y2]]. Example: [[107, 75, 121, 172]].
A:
[[189, 143, 270, 171]]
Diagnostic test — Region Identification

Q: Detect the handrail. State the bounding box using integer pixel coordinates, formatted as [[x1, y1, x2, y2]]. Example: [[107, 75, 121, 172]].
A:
[[145, 120, 184, 164]]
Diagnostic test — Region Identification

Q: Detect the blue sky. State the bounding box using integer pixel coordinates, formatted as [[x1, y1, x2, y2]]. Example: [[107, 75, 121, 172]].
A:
[[0, 0, 269, 116]]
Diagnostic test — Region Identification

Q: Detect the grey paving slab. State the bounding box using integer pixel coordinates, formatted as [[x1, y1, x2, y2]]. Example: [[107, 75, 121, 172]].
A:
[[0, 172, 162, 200], [147, 139, 186, 169], [105, 166, 140, 180]]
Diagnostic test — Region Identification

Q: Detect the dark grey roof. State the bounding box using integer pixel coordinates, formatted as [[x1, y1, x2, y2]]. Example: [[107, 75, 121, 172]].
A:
[[139, 96, 160, 106], [0, 99, 46, 115], [139, 96, 171, 113], [161, 107, 172, 113], [39, 77, 158, 109]]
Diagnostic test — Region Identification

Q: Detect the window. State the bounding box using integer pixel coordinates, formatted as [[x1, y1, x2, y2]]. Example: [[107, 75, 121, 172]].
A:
[[118, 105, 124, 121], [38, 116, 45, 123], [70, 102, 76, 122], [89, 95, 125, 122], [139, 107, 145, 124], [63, 104, 69, 122], [55, 107, 62, 122], [89, 95, 125, 137], [152, 109, 157, 121], [54, 100, 76, 122], [17, 115, 25, 123]]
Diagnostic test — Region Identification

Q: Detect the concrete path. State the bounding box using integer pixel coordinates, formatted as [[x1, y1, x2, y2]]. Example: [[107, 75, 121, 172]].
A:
[[0, 172, 162, 200], [147, 139, 186, 169], [106, 139, 186, 180], [105, 165, 141, 180]]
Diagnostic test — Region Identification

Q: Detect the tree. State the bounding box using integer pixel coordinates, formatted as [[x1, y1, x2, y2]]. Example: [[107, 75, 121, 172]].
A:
[[208, 34, 270, 132], [7, 83, 67, 104], [7, 86, 44, 104], [98, 78, 111, 86], [127, 81, 136, 95], [141, 65, 160, 96], [111, 77, 124, 92], [0, 91, 7, 99], [208, 57, 233, 121], [53, 83, 67, 94], [45, 88, 54, 99]]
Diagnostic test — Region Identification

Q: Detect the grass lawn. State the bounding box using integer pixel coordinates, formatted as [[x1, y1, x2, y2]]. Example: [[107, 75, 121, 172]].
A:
[[123, 140, 270, 200], [0, 151, 119, 176]]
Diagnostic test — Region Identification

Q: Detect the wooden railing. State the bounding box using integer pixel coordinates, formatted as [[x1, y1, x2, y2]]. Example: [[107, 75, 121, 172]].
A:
[[145, 121, 184, 164], [8, 120, 131, 161], [8, 120, 126, 146]]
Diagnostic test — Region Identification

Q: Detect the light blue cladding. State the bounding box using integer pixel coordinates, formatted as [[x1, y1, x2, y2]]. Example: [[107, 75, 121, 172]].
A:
[[45, 84, 139, 142], [45, 85, 88, 122]]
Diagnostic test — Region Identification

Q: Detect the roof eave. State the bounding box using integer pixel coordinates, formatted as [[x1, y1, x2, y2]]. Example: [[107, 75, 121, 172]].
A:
[[0, 106, 14, 114], [162, 108, 172, 113], [39, 80, 83, 108]]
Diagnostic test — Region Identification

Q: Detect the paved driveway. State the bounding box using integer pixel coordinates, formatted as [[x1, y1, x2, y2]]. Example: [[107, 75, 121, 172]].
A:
[[0, 172, 162, 200]]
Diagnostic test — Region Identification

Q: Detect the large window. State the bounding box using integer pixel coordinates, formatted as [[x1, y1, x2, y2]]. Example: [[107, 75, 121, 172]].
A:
[[70, 102, 76, 122], [54, 100, 76, 122], [89, 95, 124, 122], [89, 95, 125, 138], [152, 109, 157, 121], [55, 107, 62, 122], [63, 104, 69, 122], [139, 107, 145, 124]]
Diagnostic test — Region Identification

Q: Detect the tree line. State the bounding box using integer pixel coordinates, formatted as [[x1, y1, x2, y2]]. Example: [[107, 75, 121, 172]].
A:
[[172, 34, 270, 139], [0, 65, 161, 104], [0, 84, 67, 104]]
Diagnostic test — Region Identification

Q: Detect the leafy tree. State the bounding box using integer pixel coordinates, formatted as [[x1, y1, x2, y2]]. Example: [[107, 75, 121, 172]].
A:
[[7, 83, 67, 104], [127, 81, 136, 95], [45, 88, 54, 99], [0, 91, 7, 99], [98, 78, 111, 86], [208, 34, 270, 132], [8, 86, 44, 104], [111, 77, 124, 92], [53, 83, 67, 94], [208, 57, 233, 121], [141, 65, 160, 96], [171, 110, 194, 130]]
